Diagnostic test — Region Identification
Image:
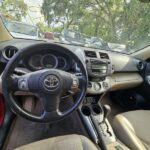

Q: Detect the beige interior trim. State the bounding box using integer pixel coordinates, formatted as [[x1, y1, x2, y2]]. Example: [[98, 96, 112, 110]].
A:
[[111, 73, 143, 91], [106, 141, 130, 150], [132, 46, 150, 60], [0, 17, 13, 42], [110, 52, 138, 72]]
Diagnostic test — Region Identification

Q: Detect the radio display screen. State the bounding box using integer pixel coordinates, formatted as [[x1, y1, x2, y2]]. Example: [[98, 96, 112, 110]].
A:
[[91, 64, 107, 70], [88, 59, 109, 77]]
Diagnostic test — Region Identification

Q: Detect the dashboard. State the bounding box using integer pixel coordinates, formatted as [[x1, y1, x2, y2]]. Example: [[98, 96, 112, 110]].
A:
[[0, 39, 144, 95]]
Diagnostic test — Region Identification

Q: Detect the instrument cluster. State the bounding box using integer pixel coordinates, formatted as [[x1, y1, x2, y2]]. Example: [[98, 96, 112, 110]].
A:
[[25, 53, 71, 71]]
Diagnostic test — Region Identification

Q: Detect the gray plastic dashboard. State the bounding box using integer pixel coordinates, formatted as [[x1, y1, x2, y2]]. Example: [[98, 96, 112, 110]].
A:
[[0, 39, 143, 94], [0, 39, 140, 73]]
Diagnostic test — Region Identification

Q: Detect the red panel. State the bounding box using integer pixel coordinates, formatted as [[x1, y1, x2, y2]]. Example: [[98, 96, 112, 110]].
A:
[[0, 94, 5, 126]]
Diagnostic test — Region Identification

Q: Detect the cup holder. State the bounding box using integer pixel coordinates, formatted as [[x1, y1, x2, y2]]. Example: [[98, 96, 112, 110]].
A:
[[92, 105, 101, 115], [81, 106, 91, 116]]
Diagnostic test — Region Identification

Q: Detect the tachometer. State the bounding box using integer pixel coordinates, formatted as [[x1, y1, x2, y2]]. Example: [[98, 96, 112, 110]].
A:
[[29, 54, 42, 70], [41, 54, 58, 69], [57, 57, 67, 70]]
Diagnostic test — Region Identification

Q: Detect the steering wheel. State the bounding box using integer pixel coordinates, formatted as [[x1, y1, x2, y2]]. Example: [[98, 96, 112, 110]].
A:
[[2, 43, 88, 123]]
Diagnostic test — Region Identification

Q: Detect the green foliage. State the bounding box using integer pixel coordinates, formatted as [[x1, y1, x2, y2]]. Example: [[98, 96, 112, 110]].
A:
[[0, 0, 28, 21], [41, 0, 150, 50], [0, 0, 149, 51], [41, 0, 85, 28]]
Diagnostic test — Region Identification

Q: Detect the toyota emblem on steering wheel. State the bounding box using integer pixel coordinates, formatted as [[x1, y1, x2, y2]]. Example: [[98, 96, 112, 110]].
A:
[[43, 75, 59, 90]]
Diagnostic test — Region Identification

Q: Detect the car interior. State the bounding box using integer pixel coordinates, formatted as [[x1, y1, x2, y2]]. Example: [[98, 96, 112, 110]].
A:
[[0, 0, 150, 150]]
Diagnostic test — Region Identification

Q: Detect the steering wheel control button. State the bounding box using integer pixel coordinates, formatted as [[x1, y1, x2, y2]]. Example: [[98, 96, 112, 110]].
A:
[[18, 78, 28, 91], [73, 78, 79, 87], [43, 75, 59, 91], [71, 75, 79, 88]]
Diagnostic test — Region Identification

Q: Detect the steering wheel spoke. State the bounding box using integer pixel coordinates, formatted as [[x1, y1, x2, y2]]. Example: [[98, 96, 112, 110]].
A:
[[39, 93, 61, 112], [4, 75, 21, 93], [38, 93, 63, 122], [12, 73, 38, 93], [73, 73, 87, 90], [41, 110, 61, 122]]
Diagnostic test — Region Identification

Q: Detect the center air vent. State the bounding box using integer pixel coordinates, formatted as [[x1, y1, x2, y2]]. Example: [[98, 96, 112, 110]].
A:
[[3, 46, 18, 60], [99, 52, 109, 59], [84, 50, 97, 58]]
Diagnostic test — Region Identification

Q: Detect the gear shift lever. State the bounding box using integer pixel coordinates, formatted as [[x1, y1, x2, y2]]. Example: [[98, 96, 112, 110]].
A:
[[103, 104, 111, 120]]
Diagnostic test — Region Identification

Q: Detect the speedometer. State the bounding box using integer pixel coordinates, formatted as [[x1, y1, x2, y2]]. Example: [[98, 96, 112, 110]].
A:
[[41, 54, 58, 69], [57, 57, 67, 70], [29, 54, 42, 70]]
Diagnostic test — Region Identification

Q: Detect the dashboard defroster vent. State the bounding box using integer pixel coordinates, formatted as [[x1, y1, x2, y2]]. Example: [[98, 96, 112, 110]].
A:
[[99, 52, 109, 59], [3, 46, 18, 60], [84, 50, 97, 58]]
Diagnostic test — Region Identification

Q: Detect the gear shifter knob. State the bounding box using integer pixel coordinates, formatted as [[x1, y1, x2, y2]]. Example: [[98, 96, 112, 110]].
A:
[[103, 105, 111, 120]]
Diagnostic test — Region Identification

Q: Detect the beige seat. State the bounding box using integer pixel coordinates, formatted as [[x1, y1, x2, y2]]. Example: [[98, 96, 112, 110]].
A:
[[15, 134, 98, 150], [113, 110, 150, 150]]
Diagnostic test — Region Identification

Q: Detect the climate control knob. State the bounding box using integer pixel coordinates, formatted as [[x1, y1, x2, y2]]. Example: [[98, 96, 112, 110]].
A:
[[93, 83, 101, 91], [103, 82, 109, 89]]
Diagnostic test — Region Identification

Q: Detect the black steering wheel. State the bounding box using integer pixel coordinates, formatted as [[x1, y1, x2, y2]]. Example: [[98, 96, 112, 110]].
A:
[[2, 43, 88, 123]]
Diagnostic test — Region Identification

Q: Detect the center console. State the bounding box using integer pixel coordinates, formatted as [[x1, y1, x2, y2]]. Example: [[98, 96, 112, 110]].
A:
[[85, 52, 113, 95], [79, 95, 129, 150], [79, 50, 129, 150]]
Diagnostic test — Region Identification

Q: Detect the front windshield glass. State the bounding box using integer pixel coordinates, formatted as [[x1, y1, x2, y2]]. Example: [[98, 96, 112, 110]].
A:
[[5, 21, 38, 36], [0, 0, 150, 54]]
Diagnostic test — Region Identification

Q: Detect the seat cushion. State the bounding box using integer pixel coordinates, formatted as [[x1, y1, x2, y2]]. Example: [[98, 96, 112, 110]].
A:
[[15, 134, 98, 150], [113, 110, 150, 150]]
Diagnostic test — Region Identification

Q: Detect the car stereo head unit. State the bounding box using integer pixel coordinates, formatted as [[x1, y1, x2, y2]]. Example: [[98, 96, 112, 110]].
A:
[[86, 58, 110, 77]]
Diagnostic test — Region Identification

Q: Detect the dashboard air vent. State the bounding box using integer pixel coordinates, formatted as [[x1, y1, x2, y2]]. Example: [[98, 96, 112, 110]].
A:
[[99, 52, 109, 59], [3, 46, 18, 60], [84, 50, 97, 58], [137, 61, 144, 70]]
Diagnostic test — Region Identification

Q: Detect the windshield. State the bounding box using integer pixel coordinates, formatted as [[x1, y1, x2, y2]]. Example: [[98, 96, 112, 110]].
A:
[[4, 21, 38, 36], [0, 0, 150, 53]]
